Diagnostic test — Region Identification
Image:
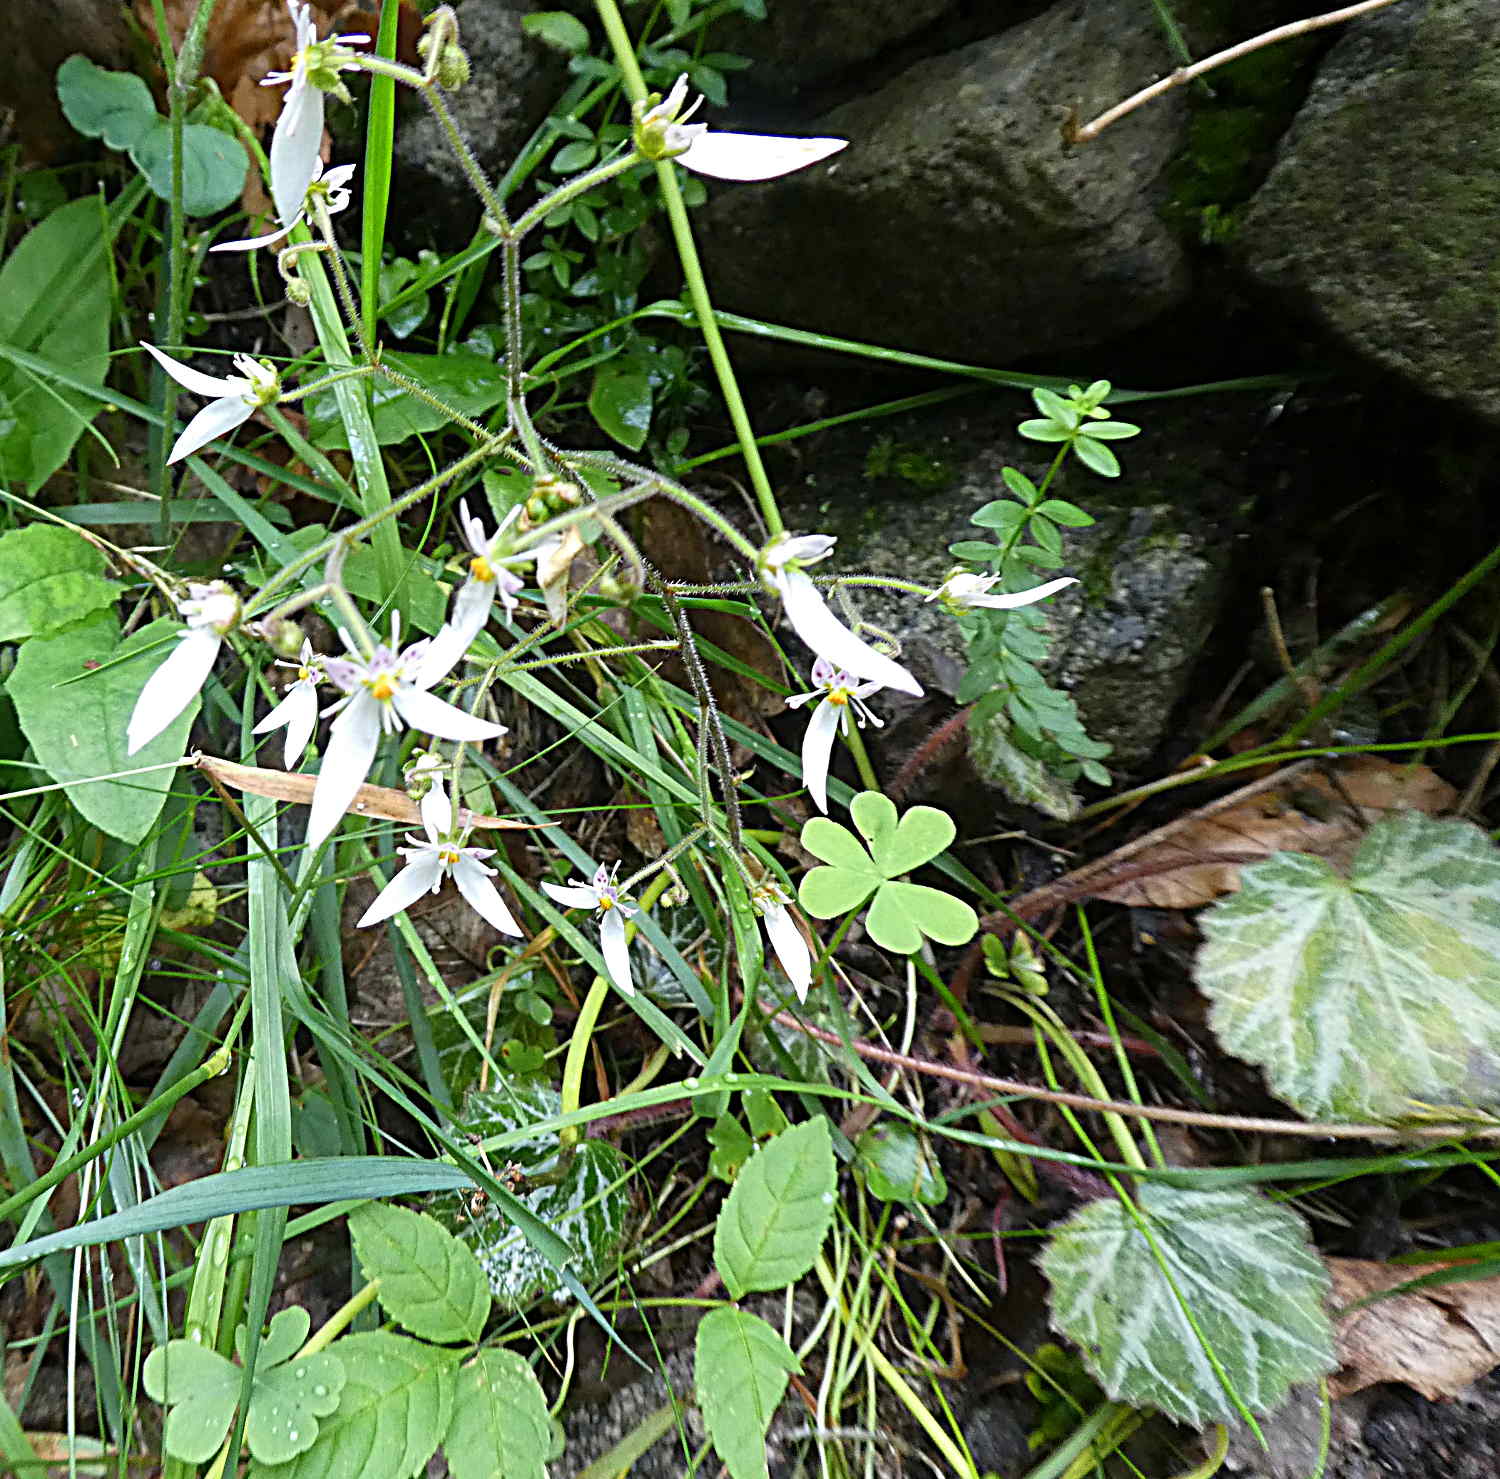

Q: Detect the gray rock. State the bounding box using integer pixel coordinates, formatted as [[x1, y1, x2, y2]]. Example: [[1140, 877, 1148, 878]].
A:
[[775, 390, 1252, 781], [391, 0, 566, 243], [1237, 0, 1500, 425], [699, 0, 1193, 367]]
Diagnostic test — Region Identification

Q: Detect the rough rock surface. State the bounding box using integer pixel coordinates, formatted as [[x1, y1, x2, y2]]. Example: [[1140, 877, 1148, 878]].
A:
[[388, 0, 565, 244], [1237, 0, 1500, 426], [773, 390, 1255, 776], [698, 0, 1192, 367]]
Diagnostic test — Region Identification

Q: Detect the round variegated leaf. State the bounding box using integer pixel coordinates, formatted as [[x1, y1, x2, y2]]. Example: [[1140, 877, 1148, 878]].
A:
[[1042, 1184, 1334, 1426], [1196, 814, 1500, 1122]]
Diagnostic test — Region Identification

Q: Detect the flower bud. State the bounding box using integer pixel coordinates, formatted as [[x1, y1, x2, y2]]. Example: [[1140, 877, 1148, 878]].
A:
[[258, 615, 306, 660], [285, 277, 311, 306], [419, 34, 470, 89]]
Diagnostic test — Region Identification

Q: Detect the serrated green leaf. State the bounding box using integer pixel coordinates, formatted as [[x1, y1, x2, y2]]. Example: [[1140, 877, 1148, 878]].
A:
[[0, 524, 119, 641], [695, 1308, 800, 1479], [864, 881, 977, 953], [854, 1123, 948, 1205], [8, 612, 199, 843], [522, 11, 591, 52], [0, 197, 110, 489], [714, 1119, 835, 1298], [588, 368, 653, 451], [248, 1333, 454, 1479], [144, 1340, 241, 1464], [57, 55, 157, 150], [349, 1203, 490, 1345], [1042, 1184, 1334, 1425], [1196, 814, 1500, 1122], [444, 1350, 551, 1479]]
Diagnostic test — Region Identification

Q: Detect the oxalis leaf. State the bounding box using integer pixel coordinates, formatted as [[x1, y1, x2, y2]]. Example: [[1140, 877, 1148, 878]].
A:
[[348, 1202, 491, 1345], [1196, 813, 1500, 1122], [797, 792, 977, 954], [247, 1332, 455, 1479], [695, 1308, 800, 1479], [1041, 1184, 1334, 1426], [714, 1118, 835, 1298], [144, 1307, 345, 1466], [444, 1349, 552, 1479]]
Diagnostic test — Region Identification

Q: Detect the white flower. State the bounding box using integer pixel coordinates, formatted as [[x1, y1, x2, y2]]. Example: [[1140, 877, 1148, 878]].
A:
[[306, 615, 507, 851], [142, 343, 280, 464], [759, 533, 922, 697], [785, 657, 885, 814], [212, 160, 357, 253], [637, 75, 847, 181], [357, 781, 522, 936], [927, 571, 1078, 611], [421, 503, 562, 680], [126, 582, 240, 754], [262, 2, 368, 230], [251, 639, 322, 768], [752, 882, 812, 1001], [542, 864, 638, 996]]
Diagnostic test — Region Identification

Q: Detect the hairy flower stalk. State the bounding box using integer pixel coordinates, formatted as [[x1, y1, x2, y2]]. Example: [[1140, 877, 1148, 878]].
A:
[[307, 615, 506, 851], [542, 864, 639, 996], [141, 344, 280, 464], [786, 657, 886, 814], [635, 74, 847, 181], [759, 533, 922, 697], [127, 582, 240, 754]]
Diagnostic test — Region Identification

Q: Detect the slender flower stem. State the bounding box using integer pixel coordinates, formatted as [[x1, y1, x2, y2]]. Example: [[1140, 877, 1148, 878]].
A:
[[297, 1280, 383, 1358], [509, 151, 641, 239], [841, 717, 881, 793], [420, 82, 511, 230], [592, 0, 786, 540], [559, 973, 612, 1150]]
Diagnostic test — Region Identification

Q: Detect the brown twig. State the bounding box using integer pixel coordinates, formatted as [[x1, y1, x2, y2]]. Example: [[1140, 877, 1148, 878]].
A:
[[770, 1010, 1500, 1142], [1069, 0, 1404, 144]]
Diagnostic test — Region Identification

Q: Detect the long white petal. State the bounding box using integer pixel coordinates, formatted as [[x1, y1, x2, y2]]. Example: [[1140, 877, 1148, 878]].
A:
[[970, 576, 1079, 609], [168, 397, 254, 465], [680, 132, 846, 182], [356, 853, 445, 927], [270, 81, 325, 229], [420, 577, 494, 684], [210, 217, 299, 254], [777, 570, 922, 697], [452, 855, 523, 936], [140, 341, 246, 400], [126, 629, 220, 754], [763, 904, 813, 1002], [541, 881, 600, 909], [419, 782, 453, 841], [305, 692, 380, 850], [391, 686, 506, 743], [599, 908, 634, 996], [253, 682, 318, 768], [801, 698, 843, 814]]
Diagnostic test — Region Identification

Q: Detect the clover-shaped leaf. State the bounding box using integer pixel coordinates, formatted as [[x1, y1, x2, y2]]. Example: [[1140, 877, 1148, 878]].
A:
[[144, 1307, 345, 1466], [798, 793, 977, 954]]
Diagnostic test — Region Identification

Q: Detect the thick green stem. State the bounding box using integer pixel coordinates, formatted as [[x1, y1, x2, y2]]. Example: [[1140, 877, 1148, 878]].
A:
[[509, 151, 640, 240]]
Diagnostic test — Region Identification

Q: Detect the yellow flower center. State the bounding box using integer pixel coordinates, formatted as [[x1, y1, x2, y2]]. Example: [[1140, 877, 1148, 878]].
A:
[[599, 895, 615, 912], [470, 554, 495, 583], [828, 686, 852, 706], [368, 674, 396, 702], [440, 849, 461, 865], [297, 665, 312, 681]]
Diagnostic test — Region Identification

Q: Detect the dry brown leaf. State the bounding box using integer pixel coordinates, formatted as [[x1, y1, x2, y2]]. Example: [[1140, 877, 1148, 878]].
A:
[[1089, 756, 1457, 910], [194, 752, 542, 831], [1328, 1257, 1500, 1400]]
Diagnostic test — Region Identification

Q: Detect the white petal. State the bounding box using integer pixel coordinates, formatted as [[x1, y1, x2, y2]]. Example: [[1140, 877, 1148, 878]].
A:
[[420, 577, 494, 684], [305, 691, 380, 850], [764, 532, 835, 570], [126, 628, 220, 754], [452, 855, 523, 936], [801, 697, 843, 815], [391, 686, 506, 743], [969, 576, 1079, 609], [167, 396, 254, 465], [252, 681, 318, 767], [680, 132, 847, 182], [541, 881, 600, 909], [763, 904, 813, 1002], [420, 782, 452, 841], [599, 908, 634, 996], [356, 853, 445, 927], [270, 80, 325, 229], [209, 217, 299, 253], [777, 570, 922, 697], [140, 341, 247, 400]]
